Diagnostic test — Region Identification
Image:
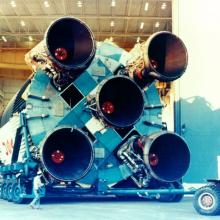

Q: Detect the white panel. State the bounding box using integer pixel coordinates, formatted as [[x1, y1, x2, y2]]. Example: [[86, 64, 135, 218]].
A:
[[0, 114, 20, 165], [17, 136, 26, 163], [173, 0, 220, 110], [173, 0, 220, 182], [85, 117, 106, 134]]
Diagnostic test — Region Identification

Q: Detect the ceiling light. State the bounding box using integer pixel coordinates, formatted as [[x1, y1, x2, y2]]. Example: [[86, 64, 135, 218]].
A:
[[44, 1, 50, 8], [144, 2, 149, 11], [29, 36, 33, 41], [20, 20, 25, 27], [77, 1, 83, 7], [140, 22, 144, 29], [2, 36, 7, 42], [155, 22, 160, 28], [161, 2, 167, 10], [110, 21, 115, 27], [10, 1, 16, 7], [136, 37, 140, 43], [111, 0, 116, 7]]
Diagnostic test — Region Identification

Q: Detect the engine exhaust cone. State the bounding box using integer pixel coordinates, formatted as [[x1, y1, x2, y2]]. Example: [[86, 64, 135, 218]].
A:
[[144, 31, 188, 82], [142, 131, 190, 182], [40, 127, 94, 182], [96, 76, 144, 128], [45, 17, 96, 71]]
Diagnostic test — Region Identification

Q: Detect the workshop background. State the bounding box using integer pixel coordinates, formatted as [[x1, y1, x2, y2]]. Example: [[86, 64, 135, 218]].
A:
[[1, 0, 220, 183], [0, 1, 220, 219]]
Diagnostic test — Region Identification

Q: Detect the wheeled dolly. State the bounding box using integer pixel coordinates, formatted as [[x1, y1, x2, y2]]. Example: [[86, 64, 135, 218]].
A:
[[193, 180, 220, 215]]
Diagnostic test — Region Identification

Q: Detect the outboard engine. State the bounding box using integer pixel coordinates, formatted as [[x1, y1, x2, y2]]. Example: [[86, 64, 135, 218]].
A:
[[127, 31, 188, 87], [40, 126, 94, 181]]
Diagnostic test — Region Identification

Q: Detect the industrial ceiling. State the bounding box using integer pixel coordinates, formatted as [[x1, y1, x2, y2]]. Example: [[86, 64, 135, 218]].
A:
[[0, 0, 172, 49], [0, 0, 172, 80]]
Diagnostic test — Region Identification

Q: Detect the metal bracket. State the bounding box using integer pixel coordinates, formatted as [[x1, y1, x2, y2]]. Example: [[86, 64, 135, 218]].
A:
[[143, 120, 167, 129], [144, 104, 165, 110], [28, 93, 50, 101], [26, 114, 49, 120]]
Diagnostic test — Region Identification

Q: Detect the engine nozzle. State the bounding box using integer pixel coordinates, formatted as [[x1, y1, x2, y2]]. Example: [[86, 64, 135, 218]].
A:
[[40, 127, 94, 182], [95, 75, 144, 128], [45, 17, 96, 71], [140, 131, 190, 182], [131, 31, 188, 87]]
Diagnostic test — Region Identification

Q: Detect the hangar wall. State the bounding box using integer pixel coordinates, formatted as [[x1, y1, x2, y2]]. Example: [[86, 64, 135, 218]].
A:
[[0, 81, 3, 114], [0, 49, 30, 114], [1, 79, 25, 106], [173, 0, 220, 182], [0, 79, 25, 115]]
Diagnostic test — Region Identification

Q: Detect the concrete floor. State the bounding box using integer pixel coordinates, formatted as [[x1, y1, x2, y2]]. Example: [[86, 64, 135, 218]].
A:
[[0, 196, 219, 220]]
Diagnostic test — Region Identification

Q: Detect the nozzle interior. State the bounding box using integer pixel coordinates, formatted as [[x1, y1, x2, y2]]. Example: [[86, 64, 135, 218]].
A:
[[97, 76, 144, 128], [147, 132, 190, 182], [46, 17, 95, 70], [41, 127, 94, 181], [148, 32, 187, 80]]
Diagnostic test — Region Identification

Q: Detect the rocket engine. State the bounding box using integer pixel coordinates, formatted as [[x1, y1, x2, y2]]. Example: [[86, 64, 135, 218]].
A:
[[0, 16, 190, 203]]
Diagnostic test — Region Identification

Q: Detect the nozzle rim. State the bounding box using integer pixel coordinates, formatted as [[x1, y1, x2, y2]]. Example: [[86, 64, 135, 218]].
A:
[[44, 16, 96, 71], [39, 126, 94, 182], [144, 31, 188, 82], [95, 75, 145, 128]]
